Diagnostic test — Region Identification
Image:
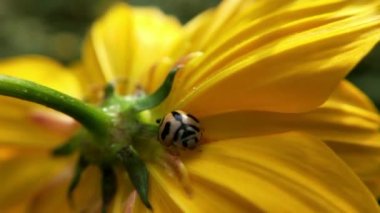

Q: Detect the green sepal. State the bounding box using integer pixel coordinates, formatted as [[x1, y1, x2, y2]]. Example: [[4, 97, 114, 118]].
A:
[[68, 155, 89, 201], [134, 66, 180, 111], [103, 83, 115, 100], [117, 145, 152, 209], [52, 133, 82, 156], [101, 165, 117, 213]]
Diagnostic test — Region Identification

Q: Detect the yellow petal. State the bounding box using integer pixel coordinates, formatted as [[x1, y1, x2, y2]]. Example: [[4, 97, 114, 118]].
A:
[[136, 132, 378, 212], [82, 3, 183, 98], [127, 8, 183, 94], [28, 165, 103, 213], [0, 150, 69, 211], [27, 173, 72, 213], [183, 0, 285, 52], [364, 178, 380, 197], [202, 80, 380, 145], [327, 138, 380, 197], [0, 56, 81, 97], [327, 141, 380, 182], [69, 61, 102, 103], [0, 56, 81, 147], [82, 3, 133, 96], [183, 0, 255, 52], [199, 80, 380, 195], [162, 0, 380, 116]]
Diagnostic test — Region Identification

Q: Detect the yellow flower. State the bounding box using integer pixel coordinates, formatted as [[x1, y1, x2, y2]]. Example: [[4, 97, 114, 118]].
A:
[[1, 0, 380, 212]]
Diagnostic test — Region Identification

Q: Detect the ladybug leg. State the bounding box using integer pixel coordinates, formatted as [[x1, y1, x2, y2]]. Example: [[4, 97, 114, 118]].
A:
[[165, 145, 180, 156], [161, 152, 192, 196]]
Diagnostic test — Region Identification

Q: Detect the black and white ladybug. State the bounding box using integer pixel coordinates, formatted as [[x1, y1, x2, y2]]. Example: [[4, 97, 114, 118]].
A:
[[157, 110, 201, 149]]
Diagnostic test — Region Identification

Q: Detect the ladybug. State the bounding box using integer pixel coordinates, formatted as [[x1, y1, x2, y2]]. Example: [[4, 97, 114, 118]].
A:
[[157, 110, 201, 149]]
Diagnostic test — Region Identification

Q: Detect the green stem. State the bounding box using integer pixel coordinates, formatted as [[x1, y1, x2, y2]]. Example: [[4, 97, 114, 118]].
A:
[[0, 75, 111, 137]]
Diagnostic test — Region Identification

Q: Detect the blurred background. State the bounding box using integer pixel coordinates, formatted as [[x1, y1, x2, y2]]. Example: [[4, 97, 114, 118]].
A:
[[0, 0, 379, 107]]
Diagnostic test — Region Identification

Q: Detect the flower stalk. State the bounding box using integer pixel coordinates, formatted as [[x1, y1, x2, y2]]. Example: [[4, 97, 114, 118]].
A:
[[0, 74, 112, 137]]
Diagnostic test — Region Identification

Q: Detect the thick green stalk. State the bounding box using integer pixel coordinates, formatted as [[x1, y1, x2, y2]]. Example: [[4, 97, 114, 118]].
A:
[[0, 75, 111, 137]]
